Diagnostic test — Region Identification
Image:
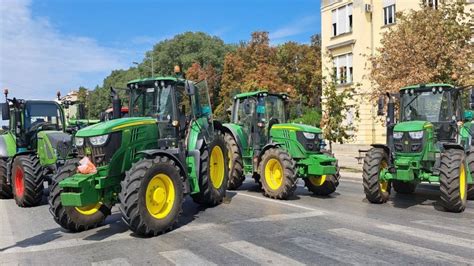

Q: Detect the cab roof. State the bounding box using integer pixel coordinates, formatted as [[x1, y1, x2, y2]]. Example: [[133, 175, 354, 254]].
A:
[[127, 76, 186, 86], [234, 90, 289, 100], [400, 83, 454, 91]]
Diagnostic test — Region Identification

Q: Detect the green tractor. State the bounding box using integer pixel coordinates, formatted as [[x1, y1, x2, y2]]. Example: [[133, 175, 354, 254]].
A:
[[49, 76, 228, 236], [221, 90, 339, 199], [0, 89, 72, 207], [364, 83, 474, 212]]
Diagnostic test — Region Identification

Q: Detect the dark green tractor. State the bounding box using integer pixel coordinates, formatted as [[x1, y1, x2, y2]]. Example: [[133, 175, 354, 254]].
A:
[[364, 83, 474, 212], [221, 90, 339, 200], [0, 89, 71, 207], [49, 76, 228, 236]]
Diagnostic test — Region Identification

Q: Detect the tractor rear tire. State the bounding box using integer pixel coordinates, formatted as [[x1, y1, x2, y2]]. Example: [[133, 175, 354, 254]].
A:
[[12, 155, 43, 207], [191, 132, 229, 206], [225, 132, 244, 190], [392, 180, 417, 194], [0, 158, 12, 198], [439, 149, 467, 212], [259, 148, 297, 199], [120, 156, 184, 236], [49, 158, 110, 232], [363, 148, 391, 203], [304, 151, 340, 196]]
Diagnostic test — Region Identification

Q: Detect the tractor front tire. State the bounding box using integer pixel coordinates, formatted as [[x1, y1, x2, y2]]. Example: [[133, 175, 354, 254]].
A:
[[465, 153, 474, 200], [0, 158, 12, 198], [392, 180, 417, 194], [12, 155, 43, 207], [259, 148, 297, 199], [304, 151, 340, 196], [224, 132, 244, 190], [120, 156, 184, 236], [191, 132, 229, 206], [363, 148, 391, 203], [49, 158, 110, 232], [439, 149, 467, 212]]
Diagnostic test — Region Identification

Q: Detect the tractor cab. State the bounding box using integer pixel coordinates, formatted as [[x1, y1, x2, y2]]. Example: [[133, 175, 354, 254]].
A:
[[399, 84, 461, 143]]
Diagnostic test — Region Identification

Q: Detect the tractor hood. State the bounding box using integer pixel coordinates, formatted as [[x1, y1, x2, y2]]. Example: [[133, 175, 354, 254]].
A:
[[394, 121, 432, 132], [271, 123, 322, 133], [75, 117, 157, 137]]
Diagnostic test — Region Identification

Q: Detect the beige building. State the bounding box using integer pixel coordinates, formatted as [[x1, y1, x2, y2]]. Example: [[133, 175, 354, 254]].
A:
[[321, 0, 473, 145]]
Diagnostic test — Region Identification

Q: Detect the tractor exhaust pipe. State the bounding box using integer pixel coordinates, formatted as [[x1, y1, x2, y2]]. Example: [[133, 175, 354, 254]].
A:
[[110, 87, 122, 119], [386, 92, 395, 149]]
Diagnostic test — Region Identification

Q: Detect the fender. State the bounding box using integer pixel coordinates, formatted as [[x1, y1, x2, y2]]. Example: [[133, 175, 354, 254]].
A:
[[136, 149, 191, 194], [221, 124, 243, 155], [443, 143, 464, 151], [371, 144, 391, 157], [258, 142, 280, 164]]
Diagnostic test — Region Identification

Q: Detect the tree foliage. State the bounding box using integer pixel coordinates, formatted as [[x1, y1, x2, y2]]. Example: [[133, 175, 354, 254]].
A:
[[368, 1, 473, 97]]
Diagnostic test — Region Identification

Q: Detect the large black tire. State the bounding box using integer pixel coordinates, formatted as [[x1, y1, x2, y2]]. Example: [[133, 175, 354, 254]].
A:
[[224, 132, 245, 190], [191, 132, 229, 206], [0, 158, 12, 198], [12, 155, 43, 207], [363, 148, 391, 203], [392, 180, 417, 194], [439, 149, 467, 212], [465, 153, 474, 200], [304, 151, 340, 196], [259, 148, 297, 199], [119, 156, 184, 236], [49, 158, 110, 232]]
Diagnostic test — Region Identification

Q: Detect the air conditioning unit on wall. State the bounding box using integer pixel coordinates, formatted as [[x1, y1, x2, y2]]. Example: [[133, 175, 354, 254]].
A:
[[365, 4, 372, 13]]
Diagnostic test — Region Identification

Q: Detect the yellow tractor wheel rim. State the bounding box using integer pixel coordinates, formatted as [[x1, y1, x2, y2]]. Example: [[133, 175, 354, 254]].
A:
[[460, 163, 466, 200], [75, 202, 102, 216], [265, 159, 284, 190], [145, 174, 175, 219], [379, 160, 389, 193], [309, 175, 326, 187], [210, 146, 225, 189]]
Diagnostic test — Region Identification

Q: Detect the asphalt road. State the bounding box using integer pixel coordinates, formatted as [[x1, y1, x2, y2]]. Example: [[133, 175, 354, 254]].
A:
[[1, 175, 473, 265]]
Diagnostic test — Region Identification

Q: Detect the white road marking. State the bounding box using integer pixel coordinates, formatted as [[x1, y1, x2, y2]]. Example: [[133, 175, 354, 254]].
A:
[[1, 231, 132, 254], [0, 200, 14, 247], [172, 223, 218, 233], [240, 211, 324, 223], [160, 249, 216, 266], [329, 228, 473, 265], [235, 192, 321, 212], [377, 223, 474, 249], [91, 258, 131, 266], [289, 237, 389, 265], [220, 240, 305, 266], [412, 220, 474, 235]]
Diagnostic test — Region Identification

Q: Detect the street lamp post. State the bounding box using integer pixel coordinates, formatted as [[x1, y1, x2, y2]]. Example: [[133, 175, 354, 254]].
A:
[[132, 53, 154, 77]]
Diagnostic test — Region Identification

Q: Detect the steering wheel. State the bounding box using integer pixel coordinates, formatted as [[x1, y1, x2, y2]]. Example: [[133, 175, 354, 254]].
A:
[[28, 121, 57, 132]]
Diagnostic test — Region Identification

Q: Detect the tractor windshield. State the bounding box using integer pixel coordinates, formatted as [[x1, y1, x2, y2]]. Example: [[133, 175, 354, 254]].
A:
[[264, 95, 286, 123], [400, 90, 452, 123], [24, 102, 63, 131], [130, 86, 174, 121]]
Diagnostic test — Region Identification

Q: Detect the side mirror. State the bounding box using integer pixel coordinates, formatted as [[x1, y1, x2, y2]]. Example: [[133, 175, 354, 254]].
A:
[[243, 100, 251, 115], [377, 96, 385, 116], [185, 81, 195, 96], [470, 88, 474, 109], [1, 103, 10, 120], [78, 103, 86, 120]]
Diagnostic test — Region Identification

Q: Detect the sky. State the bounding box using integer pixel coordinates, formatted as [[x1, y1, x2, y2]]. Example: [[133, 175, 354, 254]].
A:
[[0, 0, 321, 99]]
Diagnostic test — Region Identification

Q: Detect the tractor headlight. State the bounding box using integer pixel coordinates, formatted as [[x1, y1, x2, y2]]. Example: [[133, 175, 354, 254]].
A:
[[303, 132, 316, 140], [408, 131, 424, 140], [74, 137, 84, 147], [89, 134, 109, 146], [317, 133, 323, 140], [393, 132, 404, 139]]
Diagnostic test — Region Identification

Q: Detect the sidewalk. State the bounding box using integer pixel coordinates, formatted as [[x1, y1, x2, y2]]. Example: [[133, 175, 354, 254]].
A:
[[331, 143, 370, 179]]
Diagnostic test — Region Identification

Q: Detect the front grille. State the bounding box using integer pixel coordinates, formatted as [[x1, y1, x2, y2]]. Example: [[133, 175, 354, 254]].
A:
[[296, 132, 321, 152], [394, 132, 423, 153], [77, 132, 122, 167]]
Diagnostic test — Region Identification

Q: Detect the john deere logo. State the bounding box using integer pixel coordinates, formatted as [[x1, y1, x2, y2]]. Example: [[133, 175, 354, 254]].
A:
[[85, 147, 92, 155], [404, 140, 409, 145]]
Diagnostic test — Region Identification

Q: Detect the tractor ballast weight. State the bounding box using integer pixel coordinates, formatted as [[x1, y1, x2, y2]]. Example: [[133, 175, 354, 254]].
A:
[[221, 90, 339, 199], [49, 76, 228, 236], [364, 83, 474, 212], [0, 90, 72, 207]]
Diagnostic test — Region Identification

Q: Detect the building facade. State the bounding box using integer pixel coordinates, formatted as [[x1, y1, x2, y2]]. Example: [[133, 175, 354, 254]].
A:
[[321, 0, 473, 145]]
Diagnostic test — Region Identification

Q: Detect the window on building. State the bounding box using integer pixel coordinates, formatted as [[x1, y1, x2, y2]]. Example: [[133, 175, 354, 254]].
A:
[[383, 4, 396, 25], [331, 4, 353, 37], [425, 0, 441, 9], [333, 53, 353, 85]]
